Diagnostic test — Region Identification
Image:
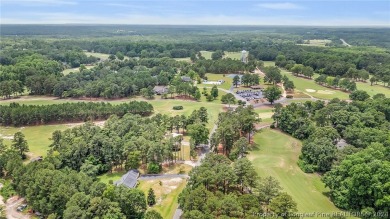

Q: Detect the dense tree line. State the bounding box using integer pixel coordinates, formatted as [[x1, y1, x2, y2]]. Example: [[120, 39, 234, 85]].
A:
[[274, 47, 390, 86], [0, 101, 153, 126], [178, 154, 298, 218], [272, 96, 390, 214], [210, 106, 260, 160], [0, 149, 156, 218], [48, 107, 208, 173]]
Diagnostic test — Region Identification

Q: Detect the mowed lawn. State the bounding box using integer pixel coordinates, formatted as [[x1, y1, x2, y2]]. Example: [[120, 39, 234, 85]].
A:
[[62, 65, 94, 75], [223, 51, 243, 60], [280, 69, 350, 100], [84, 52, 111, 60], [200, 51, 213, 60], [249, 129, 345, 214], [200, 73, 233, 90], [0, 124, 69, 157], [356, 82, 390, 97]]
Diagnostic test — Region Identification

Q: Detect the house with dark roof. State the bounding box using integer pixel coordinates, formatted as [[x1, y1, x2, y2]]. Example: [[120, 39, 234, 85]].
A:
[[114, 169, 140, 188]]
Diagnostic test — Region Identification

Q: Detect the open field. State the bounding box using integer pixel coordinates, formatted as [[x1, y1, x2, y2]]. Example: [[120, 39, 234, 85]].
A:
[[223, 51, 242, 60], [356, 82, 389, 97], [201, 73, 233, 90], [297, 39, 332, 47], [173, 57, 191, 62], [0, 124, 69, 158], [138, 177, 187, 219], [85, 52, 111, 60], [200, 51, 212, 60], [280, 69, 350, 100], [62, 65, 94, 75], [249, 129, 346, 215]]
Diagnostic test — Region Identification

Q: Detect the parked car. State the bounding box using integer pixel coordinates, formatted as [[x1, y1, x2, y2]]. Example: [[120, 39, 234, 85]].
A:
[[16, 204, 27, 212]]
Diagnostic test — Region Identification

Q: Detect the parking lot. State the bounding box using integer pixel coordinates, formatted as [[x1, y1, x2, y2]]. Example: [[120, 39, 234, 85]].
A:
[[236, 89, 263, 101]]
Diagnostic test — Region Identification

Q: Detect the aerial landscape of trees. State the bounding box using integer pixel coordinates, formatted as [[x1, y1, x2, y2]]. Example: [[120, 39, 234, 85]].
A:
[[0, 25, 390, 219]]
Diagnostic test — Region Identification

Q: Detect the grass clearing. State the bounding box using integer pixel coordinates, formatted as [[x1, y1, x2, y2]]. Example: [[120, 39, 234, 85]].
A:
[[97, 171, 126, 184], [297, 39, 332, 47], [280, 69, 350, 100], [249, 129, 347, 215], [138, 178, 187, 219], [202, 73, 233, 90], [223, 51, 242, 60], [356, 82, 390, 97], [62, 65, 94, 75], [0, 124, 69, 158], [85, 52, 111, 60], [200, 51, 213, 60], [173, 57, 191, 62]]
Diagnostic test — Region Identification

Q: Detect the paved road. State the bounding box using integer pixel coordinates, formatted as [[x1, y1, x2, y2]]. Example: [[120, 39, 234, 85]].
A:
[[340, 39, 351, 47], [173, 123, 218, 219], [139, 174, 188, 180]]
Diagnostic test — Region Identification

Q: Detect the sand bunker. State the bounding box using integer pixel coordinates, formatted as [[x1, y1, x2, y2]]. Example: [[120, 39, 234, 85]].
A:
[[305, 89, 316, 93], [317, 90, 335, 94]]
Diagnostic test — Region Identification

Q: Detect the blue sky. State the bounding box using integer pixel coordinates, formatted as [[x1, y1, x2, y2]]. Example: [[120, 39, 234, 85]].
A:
[[1, 0, 389, 26]]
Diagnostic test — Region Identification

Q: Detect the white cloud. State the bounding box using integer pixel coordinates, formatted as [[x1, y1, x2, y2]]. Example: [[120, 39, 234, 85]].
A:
[[1, 0, 77, 5], [1, 12, 389, 27], [257, 2, 304, 10]]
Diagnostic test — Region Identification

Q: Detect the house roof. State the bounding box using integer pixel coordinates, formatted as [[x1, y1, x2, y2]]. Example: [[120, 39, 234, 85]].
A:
[[153, 86, 168, 93], [114, 169, 139, 188], [181, 76, 192, 82]]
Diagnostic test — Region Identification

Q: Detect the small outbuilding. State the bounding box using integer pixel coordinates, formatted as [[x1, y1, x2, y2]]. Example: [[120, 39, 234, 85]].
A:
[[114, 169, 140, 188]]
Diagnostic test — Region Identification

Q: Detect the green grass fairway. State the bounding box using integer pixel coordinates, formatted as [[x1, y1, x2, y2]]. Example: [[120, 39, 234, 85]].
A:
[[85, 52, 111, 60], [224, 51, 243, 60], [280, 69, 350, 100], [249, 129, 345, 215], [263, 61, 276, 67], [297, 39, 332, 47], [62, 65, 94, 75], [356, 82, 389, 97], [200, 51, 213, 60], [0, 124, 69, 158]]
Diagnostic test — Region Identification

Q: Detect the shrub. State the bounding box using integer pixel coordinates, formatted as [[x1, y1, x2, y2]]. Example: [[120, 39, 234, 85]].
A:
[[206, 95, 214, 102], [147, 163, 161, 174], [270, 123, 275, 129], [172, 106, 183, 110]]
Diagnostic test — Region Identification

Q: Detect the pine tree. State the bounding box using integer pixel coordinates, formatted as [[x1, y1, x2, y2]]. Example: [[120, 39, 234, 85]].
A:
[[147, 188, 156, 206]]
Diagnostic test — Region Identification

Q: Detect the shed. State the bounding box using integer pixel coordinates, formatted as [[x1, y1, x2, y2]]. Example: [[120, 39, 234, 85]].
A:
[[114, 169, 140, 188]]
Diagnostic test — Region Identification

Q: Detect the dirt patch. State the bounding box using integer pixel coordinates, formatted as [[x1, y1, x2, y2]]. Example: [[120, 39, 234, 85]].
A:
[[65, 120, 106, 128], [305, 89, 316, 93], [0, 134, 14, 140], [278, 158, 285, 168]]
